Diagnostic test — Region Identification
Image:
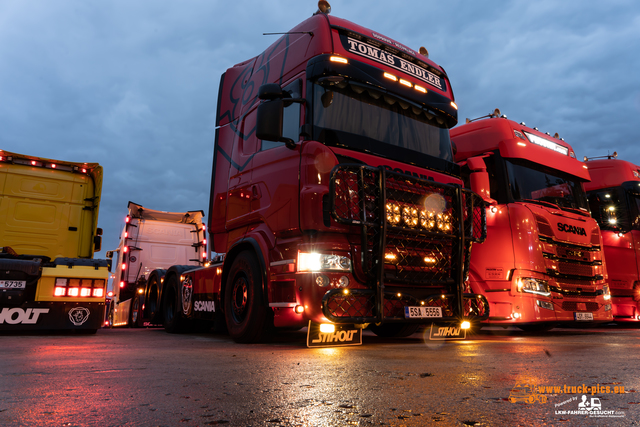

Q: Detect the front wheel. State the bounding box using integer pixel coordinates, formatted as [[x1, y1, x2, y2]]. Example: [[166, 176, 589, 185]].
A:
[[224, 251, 273, 343]]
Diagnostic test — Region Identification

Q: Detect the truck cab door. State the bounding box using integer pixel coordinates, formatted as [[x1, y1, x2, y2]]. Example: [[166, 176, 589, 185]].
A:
[[250, 79, 303, 237], [629, 193, 640, 282], [225, 108, 260, 230]]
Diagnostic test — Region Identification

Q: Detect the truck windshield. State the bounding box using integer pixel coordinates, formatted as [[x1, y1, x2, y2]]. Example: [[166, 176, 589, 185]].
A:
[[311, 81, 452, 162], [505, 159, 589, 210]]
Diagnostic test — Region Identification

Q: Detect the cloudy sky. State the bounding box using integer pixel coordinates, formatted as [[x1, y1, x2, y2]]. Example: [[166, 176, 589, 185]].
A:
[[1, 0, 639, 262]]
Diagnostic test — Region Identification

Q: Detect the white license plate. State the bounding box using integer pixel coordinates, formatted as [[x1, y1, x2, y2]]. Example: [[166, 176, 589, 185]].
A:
[[575, 312, 594, 321], [404, 306, 443, 319], [0, 280, 26, 289]]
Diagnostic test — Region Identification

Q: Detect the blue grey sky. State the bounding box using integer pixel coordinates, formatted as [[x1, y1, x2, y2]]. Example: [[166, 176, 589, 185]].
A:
[[1, 0, 639, 260]]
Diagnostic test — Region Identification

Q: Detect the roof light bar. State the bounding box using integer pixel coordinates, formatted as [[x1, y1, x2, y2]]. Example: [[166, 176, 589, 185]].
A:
[[524, 131, 569, 155]]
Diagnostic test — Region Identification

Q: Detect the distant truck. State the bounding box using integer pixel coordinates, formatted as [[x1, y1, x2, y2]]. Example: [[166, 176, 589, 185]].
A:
[[0, 150, 108, 333], [148, 1, 487, 346], [106, 202, 206, 327], [451, 111, 612, 331], [584, 156, 640, 322]]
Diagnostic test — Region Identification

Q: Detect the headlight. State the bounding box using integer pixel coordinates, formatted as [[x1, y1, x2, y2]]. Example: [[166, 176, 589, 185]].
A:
[[298, 252, 352, 272], [517, 278, 551, 297], [602, 285, 611, 300]]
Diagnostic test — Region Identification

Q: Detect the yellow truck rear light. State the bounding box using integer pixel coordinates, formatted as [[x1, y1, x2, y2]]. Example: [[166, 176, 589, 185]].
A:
[[52, 278, 106, 298]]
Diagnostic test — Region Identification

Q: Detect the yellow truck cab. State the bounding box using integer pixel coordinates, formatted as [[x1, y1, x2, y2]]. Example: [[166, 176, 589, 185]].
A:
[[0, 150, 108, 332]]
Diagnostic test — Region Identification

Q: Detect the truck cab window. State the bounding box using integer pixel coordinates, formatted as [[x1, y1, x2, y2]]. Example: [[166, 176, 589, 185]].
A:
[[261, 79, 302, 151], [586, 187, 629, 231]]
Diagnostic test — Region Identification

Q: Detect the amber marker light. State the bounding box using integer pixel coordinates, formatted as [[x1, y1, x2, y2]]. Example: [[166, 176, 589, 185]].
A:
[[399, 79, 412, 88], [461, 321, 471, 330], [383, 72, 398, 82], [424, 256, 437, 265], [517, 142, 527, 147], [294, 305, 305, 314], [450, 101, 458, 110], [414, 85, 427, 93], [330, 56, 348, 64]]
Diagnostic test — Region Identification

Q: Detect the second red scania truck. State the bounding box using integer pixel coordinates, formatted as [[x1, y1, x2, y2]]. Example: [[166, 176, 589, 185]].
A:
[[451, 111, 612, 331], [151, 2, 487, 345], [584, 156, 640, 322]]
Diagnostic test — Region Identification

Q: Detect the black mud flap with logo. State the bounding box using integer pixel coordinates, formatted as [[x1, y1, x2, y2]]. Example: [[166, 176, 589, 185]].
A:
[[0, 302, 105, 331], [429, 322, 466, 340], [307, 321, 362, 348]]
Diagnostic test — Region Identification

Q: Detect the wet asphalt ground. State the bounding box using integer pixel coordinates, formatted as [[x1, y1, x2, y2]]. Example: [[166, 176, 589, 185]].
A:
[[1, 325, 639, 426]]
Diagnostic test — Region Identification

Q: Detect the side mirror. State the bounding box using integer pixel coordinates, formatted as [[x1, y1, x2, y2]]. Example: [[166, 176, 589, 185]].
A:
[[256, 83, 303, 149], [467, 156, 497, 205], [257, 99, 288, 143], [94, 235, 102, 252], [258, 83, 286, 100]]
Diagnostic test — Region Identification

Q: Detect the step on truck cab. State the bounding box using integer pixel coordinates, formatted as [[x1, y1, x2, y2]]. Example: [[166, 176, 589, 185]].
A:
[[0, 150, 108, 332], [160, 1, 487, 345], [106, 202, 206, 327], [584, 156, 640, 322], [452, 111, 612, 331]]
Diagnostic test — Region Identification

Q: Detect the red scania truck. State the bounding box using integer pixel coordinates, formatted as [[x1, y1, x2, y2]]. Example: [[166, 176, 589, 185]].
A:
[[584, 156, 640, 322], [451, 111, 612, 331], [156, 2, 487, 345]]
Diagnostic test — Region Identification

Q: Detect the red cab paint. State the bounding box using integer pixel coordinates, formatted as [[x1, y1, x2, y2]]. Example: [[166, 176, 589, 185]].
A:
[[166, 5, 487, 344], [452, 113, 612, 330], [584, 158, 640, 322]]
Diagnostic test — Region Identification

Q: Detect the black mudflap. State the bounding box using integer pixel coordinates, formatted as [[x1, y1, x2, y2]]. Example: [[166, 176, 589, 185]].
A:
[[0, 302, 105, 331], [307, 321, 362, 348], [429, 322, 467, 340]]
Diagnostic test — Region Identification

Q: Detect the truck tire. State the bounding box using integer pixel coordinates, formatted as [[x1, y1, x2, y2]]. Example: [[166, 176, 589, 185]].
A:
[[224, 251, 273, 343], [163, 274, 191, 333], [129, 296, 140, 328], [146, 271, 163, 324], [369, 322, 420, 338]]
